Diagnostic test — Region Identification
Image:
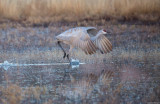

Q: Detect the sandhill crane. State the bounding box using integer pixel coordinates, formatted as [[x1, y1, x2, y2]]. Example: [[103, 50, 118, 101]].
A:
[[56, 27, 112, 61]]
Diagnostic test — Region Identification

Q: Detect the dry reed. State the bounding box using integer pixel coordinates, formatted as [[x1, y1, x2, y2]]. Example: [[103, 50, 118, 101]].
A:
[[0, 0, 160, 23]]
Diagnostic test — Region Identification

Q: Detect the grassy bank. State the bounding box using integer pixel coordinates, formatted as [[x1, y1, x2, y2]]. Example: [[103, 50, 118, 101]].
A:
[[0, 0, 160, 24], [0, 22, 159, 63]]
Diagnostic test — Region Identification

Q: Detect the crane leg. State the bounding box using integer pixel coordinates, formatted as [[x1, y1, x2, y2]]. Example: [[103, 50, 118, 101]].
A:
[[66, 46, 73, 63], [57, 41, 66, 58], [100, 50, 104, 54], [63, 53, 66, 59], [67, 54, 70, 62]]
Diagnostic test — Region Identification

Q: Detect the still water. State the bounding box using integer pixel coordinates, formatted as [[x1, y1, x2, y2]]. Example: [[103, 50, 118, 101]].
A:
[[0, 56, 159, 104]]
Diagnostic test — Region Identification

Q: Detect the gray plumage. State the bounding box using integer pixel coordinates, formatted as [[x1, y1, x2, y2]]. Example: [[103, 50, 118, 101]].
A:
[[56, 27, 112, 60]]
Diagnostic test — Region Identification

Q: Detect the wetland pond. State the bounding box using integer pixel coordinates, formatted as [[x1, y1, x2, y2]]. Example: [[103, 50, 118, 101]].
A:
[[0, 24, 160, 104]]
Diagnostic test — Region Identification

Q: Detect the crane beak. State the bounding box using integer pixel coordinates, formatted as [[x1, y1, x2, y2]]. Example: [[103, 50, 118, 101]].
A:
[[106, 31, 111, 34], [106, 30, 111, 35]]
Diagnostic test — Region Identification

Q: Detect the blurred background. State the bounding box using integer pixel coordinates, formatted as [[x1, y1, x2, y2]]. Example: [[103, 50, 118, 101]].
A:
[[0, 0, 160, 24]]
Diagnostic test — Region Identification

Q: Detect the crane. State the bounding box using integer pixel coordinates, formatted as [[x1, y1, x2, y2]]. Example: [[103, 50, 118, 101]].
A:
[[56, 27, 112, 62]]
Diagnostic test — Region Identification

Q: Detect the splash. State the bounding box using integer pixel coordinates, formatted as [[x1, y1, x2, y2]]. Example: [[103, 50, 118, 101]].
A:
[[0, 60, 85, 70]]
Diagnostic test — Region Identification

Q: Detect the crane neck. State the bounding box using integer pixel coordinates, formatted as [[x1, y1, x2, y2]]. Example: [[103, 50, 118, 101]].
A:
[[91, 32, 102, 41]]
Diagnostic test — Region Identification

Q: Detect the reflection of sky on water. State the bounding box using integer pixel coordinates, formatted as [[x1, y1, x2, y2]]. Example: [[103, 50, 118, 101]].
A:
[[0, 59, 159, 103]]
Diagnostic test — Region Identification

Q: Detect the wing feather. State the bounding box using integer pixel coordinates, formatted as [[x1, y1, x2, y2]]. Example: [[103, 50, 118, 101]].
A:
[[89, 40, 97, 52], [68, 27, 98, 55], [101, 38, 110, 53], [104, 37, 112, 51], [73, 38, 97, 55], [100, 39, 107, 53], [92, 35, 112, 54], [86, 42, 90, 54]]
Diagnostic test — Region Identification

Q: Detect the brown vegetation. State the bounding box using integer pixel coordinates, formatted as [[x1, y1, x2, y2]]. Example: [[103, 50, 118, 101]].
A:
[[0, 0, 160, 24], [0, 22, 159, 63], [0, 84, 47, 104]]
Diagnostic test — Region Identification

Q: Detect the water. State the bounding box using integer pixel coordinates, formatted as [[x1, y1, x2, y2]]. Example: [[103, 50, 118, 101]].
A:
[[0, 59, 83, 70], [0, 58, 159, 104], [0, 25, 160, 104]]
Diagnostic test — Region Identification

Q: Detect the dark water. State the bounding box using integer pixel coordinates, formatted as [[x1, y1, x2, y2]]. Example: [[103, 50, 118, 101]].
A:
[[0, 58, 159, 104]]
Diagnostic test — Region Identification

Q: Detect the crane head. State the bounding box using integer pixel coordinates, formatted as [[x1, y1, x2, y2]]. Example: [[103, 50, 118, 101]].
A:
[[103, 29, 107, 32], [99, 29, 107, 34], [101, 29, 111, 35]]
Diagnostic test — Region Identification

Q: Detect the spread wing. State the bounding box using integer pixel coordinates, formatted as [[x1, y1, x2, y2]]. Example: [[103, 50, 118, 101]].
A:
[[72, 27, 97, 55], [73, 38, 97, 55], [92, 35, 112, 54], [86, 27, 98, 36]]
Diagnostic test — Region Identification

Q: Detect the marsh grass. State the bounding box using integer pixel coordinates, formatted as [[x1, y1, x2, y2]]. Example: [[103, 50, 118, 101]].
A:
[[0, 0, 160, 24], [0, 23, 159, 64], [0, 84, 47, 104], [0, 48, 159, 64]]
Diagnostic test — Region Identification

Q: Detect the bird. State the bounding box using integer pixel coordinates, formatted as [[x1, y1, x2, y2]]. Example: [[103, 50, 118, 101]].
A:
[[56, 27, 112, 62]]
